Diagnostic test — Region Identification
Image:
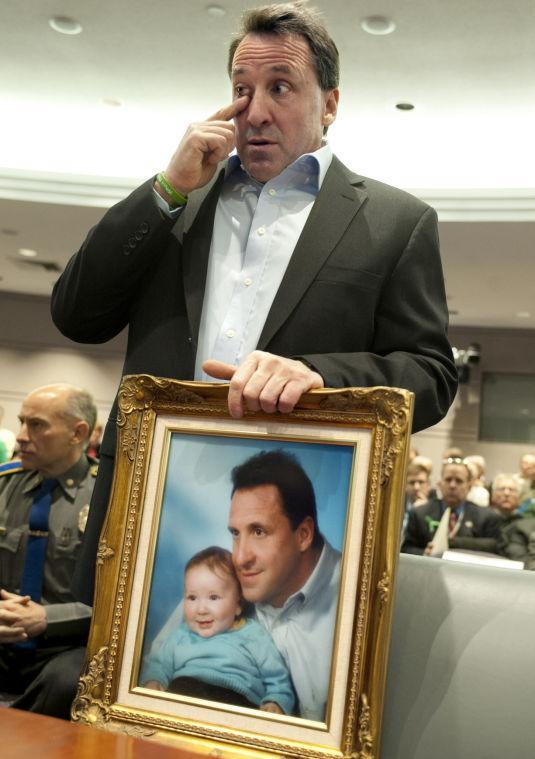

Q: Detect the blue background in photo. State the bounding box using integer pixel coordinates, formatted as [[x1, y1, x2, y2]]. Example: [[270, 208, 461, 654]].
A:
[[142, 434, 354, 652]]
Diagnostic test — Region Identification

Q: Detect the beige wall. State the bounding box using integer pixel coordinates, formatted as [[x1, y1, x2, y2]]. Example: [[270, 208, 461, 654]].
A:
[[413, 325, 535, 484], [0, 292, 126, 435]]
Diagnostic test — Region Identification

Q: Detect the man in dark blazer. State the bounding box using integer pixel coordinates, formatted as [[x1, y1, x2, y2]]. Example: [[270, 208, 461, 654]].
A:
[[51, 3, 457, 603], [402, 459, 502, 555]]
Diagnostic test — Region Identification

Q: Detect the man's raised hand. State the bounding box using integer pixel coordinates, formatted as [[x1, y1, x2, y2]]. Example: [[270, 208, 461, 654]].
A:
[[160, 96, 249, 196]]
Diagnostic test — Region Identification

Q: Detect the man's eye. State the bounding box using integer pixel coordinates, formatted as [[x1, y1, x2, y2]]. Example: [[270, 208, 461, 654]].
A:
[[272, 82, 290, 95], [253, 527, 265, 537], [234, 85, 248, 96]]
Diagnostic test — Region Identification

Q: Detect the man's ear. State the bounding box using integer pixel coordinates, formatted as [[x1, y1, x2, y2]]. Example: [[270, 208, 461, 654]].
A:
[[296, 516, 315, 552], [71, 420, 89, 445], [322, 87, 339, 128]]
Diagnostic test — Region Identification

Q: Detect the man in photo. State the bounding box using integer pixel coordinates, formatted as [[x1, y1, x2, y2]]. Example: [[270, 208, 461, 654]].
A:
[[228, 449, 340, 721]]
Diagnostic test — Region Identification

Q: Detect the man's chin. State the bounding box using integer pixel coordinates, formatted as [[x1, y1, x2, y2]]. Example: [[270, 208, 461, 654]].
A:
[[241, 154, 284, 184], [18, 454, 34, 470]]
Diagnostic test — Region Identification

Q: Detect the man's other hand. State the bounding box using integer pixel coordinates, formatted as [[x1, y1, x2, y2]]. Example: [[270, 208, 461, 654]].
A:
[[0, 588, 47, 641], [160, 96, 250, 196], [203, 351, 324, 418]]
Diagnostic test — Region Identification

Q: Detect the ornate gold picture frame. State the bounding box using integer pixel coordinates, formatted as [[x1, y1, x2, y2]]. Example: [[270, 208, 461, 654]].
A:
[[72, 374, 413, 759]]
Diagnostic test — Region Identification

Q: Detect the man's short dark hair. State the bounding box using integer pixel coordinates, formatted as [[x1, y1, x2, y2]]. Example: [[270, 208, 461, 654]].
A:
[[231, 449, 322, 548], [227, 1, 339, 91]]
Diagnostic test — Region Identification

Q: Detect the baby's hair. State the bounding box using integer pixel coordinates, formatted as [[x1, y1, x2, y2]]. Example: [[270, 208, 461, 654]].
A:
[[185, 546, 238, 584], [184, 546, 252, 617]]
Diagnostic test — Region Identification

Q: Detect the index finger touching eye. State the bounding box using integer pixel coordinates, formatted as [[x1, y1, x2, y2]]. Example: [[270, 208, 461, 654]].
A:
[[208, 95, 249, 122]]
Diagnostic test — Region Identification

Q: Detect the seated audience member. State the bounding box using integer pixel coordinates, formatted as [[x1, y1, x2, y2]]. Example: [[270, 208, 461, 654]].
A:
[[0, 383, 97, 718], [491, 474, 521, 521], [86, 422, 102, 460], [464, 454, 490, 507], [401, 458, 502, 556], [514, 452, 535, 510], [402, 461, 432, 541], [0, 406, 16, 464], [498, 515, 535, 570]]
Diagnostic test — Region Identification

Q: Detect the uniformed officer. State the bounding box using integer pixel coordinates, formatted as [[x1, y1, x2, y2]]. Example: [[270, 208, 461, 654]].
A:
[[0, 383, 98, 718]]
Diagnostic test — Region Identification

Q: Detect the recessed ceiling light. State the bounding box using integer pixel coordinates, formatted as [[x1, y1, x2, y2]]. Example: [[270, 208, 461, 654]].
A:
[[206, 5, 226, 17], [49, 16, 83, 35], [396, 102, 415, 111], [18, 248, 38, 258], [361, 16, 396, 36], [516, 311, 531, 318], [102, 98, 124, 108]]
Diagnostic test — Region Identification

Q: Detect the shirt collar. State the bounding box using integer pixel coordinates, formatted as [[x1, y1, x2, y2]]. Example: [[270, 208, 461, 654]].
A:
[[23, 455, 90, 498], [225, 142, 333, 194], [256, 538, 339, 615]]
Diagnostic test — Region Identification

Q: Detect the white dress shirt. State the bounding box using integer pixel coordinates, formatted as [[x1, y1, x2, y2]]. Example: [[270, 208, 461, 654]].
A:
[[254, 539, 341, 722], [193, 144, 332, 379]]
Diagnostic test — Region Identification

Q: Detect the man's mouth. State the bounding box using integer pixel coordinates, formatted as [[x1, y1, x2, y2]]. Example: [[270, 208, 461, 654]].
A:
[[239, 570, 261, 583], [247, 138, 275, 147]]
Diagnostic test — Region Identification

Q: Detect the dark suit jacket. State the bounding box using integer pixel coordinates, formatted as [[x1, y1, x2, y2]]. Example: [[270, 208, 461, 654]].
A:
[[51, 155, 457, 602], [401, 498, 502, 555]]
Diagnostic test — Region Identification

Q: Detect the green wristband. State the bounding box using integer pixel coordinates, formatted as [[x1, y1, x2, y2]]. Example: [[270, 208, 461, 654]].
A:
[[156, 172, 188, 207]]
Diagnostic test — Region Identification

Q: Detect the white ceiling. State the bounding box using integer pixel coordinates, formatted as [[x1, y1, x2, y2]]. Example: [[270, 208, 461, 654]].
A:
[[0, 0, 534, 330]]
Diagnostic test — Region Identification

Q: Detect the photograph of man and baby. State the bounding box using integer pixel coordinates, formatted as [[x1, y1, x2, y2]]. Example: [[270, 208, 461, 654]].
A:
[[137, 436, 354, 722]]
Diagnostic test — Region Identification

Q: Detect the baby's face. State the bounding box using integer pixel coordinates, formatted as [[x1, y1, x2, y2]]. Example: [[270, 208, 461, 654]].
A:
[[184, 564, 241, 638]]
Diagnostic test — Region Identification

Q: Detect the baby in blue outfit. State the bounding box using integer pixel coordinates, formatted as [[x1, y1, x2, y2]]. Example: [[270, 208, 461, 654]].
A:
[[142, 546, 294, 714]]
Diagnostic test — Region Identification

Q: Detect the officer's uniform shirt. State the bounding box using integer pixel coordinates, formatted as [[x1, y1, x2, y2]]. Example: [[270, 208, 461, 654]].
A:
[[0, 456, 95, 638]]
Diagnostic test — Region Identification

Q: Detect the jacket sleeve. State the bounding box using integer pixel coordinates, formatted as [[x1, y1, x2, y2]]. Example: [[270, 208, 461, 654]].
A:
[[51, 179, 177, 344], [400, 506, 427, 555], [44, 602, 92, 640], [300, 206, 457, 432]]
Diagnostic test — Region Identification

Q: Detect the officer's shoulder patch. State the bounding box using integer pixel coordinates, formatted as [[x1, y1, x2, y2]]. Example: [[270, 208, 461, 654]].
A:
[[0, 460, 24, 477]]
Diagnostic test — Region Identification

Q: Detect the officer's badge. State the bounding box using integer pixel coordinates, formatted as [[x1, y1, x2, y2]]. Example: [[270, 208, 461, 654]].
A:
[[90, 464, 99, 477], [78, 503, 90, 533]]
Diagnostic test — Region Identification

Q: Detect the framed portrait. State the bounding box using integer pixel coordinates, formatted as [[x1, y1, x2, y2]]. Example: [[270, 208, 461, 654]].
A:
[[72, 375, 413, 759]]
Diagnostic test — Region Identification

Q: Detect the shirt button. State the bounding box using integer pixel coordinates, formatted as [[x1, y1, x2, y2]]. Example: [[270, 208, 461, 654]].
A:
[[226, 329, 236, 338], [257, 226, 266, 236], [268, 188, 277, 196], [66, 478, 74, 487], [244, 278, 253, 286]]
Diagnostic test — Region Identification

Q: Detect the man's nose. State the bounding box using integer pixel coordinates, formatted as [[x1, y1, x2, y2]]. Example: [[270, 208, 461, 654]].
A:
[[16, 423, 29, 444], [246, 91, 271, 128], [233, 538, 253, 567]]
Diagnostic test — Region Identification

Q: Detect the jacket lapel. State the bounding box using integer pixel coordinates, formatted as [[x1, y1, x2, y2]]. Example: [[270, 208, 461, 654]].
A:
[[257, 156, 368, 349]]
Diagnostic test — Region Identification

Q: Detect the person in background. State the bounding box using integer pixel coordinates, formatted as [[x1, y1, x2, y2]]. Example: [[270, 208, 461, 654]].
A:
[[491, 473, 522, 521], [0, 406, 16, 464], [514, 452, 535, 510], [464, 454, 490, 507], [86, 422, 102, 460], [402, 461, 432, 542], [0, 383, 97, 718], [401, 459, 501, 556]]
